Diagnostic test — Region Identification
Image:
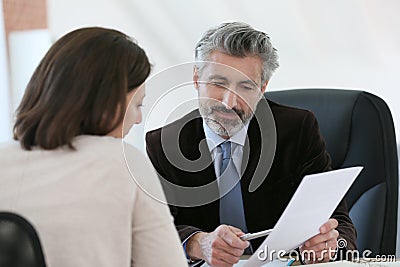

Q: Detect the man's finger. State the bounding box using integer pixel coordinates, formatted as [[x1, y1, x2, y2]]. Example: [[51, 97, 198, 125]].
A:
[[216, 225, 249, 249], [304, 237, 338, 252], [203, 234, 242, 266], [212, 237, 245, 258], [228, 225, 245, 236], [207, 255, 233, 267], [304, 230, 339, 247], [319, 218, 338, 233], [214, 248, 242, 265], [220, 246, 245, 258]]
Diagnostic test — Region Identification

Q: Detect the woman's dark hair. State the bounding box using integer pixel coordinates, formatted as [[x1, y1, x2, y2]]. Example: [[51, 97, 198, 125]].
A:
[[13, 27, 151, 150]]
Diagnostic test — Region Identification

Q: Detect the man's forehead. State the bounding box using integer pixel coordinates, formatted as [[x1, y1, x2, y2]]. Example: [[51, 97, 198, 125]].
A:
[[199, 52, 263, 83], [201, 63, 260, 86]]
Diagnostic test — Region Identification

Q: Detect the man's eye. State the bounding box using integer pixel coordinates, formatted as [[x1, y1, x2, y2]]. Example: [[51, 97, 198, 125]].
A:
[[239, 85, 256, 91], [210, 82, 226, 88]]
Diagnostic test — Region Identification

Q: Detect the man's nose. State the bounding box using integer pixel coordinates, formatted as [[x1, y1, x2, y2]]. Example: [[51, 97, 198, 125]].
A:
[[222, 89, 238, 109]]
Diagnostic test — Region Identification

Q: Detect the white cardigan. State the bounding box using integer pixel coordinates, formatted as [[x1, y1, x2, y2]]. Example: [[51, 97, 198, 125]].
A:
[[0, 135, 187, 267]]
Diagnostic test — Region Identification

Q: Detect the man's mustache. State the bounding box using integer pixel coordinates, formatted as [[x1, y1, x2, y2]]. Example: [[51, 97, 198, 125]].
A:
[[211, 106, 245, 119]]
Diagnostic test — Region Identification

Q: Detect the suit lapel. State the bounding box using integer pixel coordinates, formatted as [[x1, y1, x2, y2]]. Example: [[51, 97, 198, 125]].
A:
[[178, 111, 217, 186], [176, 111, 220, 228], [239, 99, 277, 232]]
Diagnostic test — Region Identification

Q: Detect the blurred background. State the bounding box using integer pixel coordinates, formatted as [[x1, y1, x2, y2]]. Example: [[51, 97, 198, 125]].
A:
[[1, 0, 399, 255]]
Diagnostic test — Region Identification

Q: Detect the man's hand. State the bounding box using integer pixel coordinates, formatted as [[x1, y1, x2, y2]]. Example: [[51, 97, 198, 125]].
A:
[[300, 219, 339, 264], [186, 225, 250, 267]]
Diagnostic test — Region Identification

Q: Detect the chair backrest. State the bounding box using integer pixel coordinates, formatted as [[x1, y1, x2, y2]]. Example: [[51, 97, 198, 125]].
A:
[[266, 89, 398, 256], [0, 212, 46, 267]]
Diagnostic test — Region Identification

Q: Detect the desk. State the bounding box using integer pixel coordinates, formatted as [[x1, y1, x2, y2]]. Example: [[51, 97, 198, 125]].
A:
[[202, 259, 400, 267]]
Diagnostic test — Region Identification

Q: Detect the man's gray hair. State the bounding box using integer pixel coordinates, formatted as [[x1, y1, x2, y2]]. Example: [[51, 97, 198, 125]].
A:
[[195, 22, 279, 84]]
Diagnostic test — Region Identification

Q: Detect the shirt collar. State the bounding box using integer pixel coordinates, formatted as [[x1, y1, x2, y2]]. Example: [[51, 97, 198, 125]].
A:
[[203, 121, 249, 153]]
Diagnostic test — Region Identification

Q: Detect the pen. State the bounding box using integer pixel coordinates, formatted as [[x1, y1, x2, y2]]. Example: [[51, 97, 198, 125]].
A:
[[239, 229, 273, 241], [286, 258, 295, 266]]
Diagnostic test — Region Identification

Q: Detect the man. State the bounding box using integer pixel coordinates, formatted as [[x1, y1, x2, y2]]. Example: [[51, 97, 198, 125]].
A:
[[146, 22, 356, 267]]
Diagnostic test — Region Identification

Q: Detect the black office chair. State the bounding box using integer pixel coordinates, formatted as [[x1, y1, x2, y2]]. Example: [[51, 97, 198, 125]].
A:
[[266, 89, 398, 256], [0, 212, 47, 267]]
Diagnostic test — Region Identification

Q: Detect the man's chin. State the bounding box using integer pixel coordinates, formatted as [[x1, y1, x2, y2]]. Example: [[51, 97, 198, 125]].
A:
[[205, 118, 244, 137]]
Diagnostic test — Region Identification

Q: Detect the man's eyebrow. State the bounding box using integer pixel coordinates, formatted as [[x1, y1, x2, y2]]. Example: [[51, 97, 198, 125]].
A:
[[208, 74, 260, 87], [238, 79, 259, 87], [208, 74, 229, 81]]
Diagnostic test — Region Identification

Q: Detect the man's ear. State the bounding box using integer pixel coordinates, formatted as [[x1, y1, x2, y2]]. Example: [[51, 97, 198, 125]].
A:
[[193, 66, 200, 90], [260, 80, 269, 94]]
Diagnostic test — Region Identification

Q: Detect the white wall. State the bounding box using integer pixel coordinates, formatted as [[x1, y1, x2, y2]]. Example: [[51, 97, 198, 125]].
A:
[[0, 0, 11, 143], [8, 30, 52, 111]]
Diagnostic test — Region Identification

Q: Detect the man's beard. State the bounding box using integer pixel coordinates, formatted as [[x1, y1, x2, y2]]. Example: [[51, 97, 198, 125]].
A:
[[199, 102, 254, 137]]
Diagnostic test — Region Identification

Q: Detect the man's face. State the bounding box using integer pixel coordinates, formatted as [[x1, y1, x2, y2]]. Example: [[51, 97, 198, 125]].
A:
[[194, 51, 267, 138]]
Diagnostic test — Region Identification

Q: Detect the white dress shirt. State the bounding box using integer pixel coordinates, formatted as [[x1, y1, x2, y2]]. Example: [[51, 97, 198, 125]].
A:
[[203, 122, 249, 181]]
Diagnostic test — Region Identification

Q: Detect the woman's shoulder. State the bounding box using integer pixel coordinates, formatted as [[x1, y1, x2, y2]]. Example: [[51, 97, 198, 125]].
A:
[[0, 141, 27, 164], [74, 135, 167, 203], [0, 140, 19, 151], [73, 135, 139, 160]]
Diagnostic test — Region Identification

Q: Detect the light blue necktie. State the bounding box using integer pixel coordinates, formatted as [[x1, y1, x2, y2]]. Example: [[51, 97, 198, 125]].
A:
[[218, 141, 248, 233]]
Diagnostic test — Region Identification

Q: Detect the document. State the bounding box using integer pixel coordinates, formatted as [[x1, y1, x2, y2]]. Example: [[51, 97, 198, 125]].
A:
[[243, 166, 363, 267]]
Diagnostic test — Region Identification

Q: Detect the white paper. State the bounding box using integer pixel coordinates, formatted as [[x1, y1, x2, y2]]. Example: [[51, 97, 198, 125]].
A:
[[244, 166, 363, 267]]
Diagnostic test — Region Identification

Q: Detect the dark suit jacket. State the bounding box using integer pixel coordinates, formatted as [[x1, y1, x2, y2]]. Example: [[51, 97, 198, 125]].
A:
[[146, 98, 357, 251]]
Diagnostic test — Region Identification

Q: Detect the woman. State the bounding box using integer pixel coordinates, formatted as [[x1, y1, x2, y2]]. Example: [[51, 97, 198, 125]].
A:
[[0, 27, 187, 266]]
